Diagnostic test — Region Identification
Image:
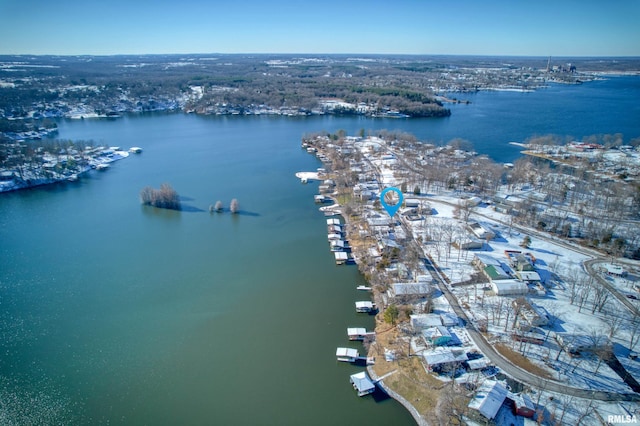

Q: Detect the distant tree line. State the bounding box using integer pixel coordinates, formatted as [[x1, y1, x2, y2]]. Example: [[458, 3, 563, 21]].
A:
[[0, 117, 58, 133]]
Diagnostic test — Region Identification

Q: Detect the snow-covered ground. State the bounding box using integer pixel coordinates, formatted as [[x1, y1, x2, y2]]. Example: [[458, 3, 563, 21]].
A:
[[404, 194, 640, 422]]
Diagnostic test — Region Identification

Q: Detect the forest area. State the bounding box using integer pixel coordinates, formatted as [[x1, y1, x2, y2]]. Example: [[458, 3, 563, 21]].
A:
[[4, 54, 638, 122]]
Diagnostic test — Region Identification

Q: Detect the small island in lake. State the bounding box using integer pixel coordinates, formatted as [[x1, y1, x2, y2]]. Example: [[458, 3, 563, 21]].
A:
[[140, 183, 181, 210]]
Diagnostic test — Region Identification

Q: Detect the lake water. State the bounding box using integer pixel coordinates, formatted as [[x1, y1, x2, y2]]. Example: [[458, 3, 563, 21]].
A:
[[0, 76, 639, 425]]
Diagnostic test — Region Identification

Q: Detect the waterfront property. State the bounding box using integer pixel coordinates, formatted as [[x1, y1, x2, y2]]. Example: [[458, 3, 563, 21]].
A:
[[336, 347, 360, 363], [328, 224, 342, 234], [295, 171, 319, 183], [327, 218, 341, 227], [421, 326, 452, 346], [355, 301, 376, 313], [422, 348, 468, 372], [347, 327, 374, 341], [334, 251, 349, 265], [330, 240, 349, 252], [328, 232, 342, 241], [350, 371, 376, 397], [467, 380, 509, 421]]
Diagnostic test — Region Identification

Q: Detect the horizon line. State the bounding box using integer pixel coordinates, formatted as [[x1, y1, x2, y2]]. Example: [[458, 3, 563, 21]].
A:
[[2, 52, 640, 59]]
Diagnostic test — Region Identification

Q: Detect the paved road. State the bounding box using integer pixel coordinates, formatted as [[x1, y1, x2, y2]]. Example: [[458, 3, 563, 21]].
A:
[[364, 143, 640, 401], [584, 258, 640, 317], [423, 255, 640, 402]]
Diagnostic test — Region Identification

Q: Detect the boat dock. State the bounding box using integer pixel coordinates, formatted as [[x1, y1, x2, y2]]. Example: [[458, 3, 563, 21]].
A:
[[355, 301, 376, 313], [336, 347, 375, 365], [295, 171, 320, 183], [334, 252, 349, 265], [347, 327, 375, 341], [297, 171, 379, 398], [350, 371, 376, 397], [336, 347, 360, 362]]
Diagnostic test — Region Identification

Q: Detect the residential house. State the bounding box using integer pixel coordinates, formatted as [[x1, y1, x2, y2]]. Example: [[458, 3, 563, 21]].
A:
[[468, 380, 509, 421]]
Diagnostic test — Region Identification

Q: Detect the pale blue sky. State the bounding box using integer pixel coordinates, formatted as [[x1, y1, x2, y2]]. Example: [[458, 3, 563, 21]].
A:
[[0, 0, 638, 56]]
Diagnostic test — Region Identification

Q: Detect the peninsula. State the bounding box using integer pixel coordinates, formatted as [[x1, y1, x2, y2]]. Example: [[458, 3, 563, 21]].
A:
[[0, 139, 136, 192], [303, 130, 640, 424]]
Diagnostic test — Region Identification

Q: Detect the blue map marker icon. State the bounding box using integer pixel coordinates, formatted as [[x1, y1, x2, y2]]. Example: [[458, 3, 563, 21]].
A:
[[380, 187, 403, 217]]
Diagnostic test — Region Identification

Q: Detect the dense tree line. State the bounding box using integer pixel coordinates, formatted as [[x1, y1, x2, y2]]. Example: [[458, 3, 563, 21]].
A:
[[5, 52, 636, 119], [8, 54, 612, 118]]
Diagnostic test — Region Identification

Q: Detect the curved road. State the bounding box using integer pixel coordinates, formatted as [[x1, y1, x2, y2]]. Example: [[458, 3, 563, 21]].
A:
[[368, 142, 640, 401], [425, 256, 640, 402], [584, 259, 640, 317]]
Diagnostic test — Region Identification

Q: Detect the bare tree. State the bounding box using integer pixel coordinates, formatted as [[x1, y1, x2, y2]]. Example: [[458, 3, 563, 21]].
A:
[[576, 282, 592, 313], [555, 394, 575, 425], [575, 399, 595, 425], [627, 313, 640, 352], [564, 268, 582, 305], [604, 309, 624, 340], [589, 277, 609, 314], [588, 327, 611, 374], [230, 198, 239, 214]]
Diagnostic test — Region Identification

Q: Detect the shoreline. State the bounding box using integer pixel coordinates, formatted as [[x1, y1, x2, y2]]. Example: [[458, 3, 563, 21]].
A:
[[303, 131, 640, 424], [300, 150, 430, 424], [0, 148, 133, 194], [367, 366, 429, 426]]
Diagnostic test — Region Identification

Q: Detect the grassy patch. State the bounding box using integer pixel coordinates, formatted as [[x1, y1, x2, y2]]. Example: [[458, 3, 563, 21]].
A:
[[495, 343, 553, 379], [370, 317, 448, 418], [384, 357, 443, 415], [336, 192, 352, 205]]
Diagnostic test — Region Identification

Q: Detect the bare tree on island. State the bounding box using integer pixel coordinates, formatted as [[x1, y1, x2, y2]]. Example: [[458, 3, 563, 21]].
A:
[[210, 200, 223, 213], [140, 183, 181, 210], [230, 198, 239, 214]]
